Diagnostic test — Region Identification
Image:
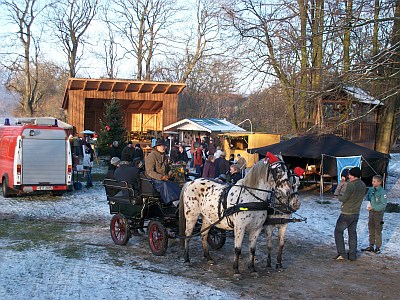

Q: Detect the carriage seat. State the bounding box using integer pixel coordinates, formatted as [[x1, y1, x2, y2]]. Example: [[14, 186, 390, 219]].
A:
[[139, 173, 161, 197], [103, 179, 143, 205]]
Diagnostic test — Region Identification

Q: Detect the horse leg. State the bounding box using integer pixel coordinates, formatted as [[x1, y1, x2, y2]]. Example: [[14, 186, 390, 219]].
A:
[[276, 224, 288, 271], [184, 216, 199, 264], [200, 221, 214, 265], [265, 225, 274, 268], [233, 227, 245, 279], [247, 227, 263, 278]]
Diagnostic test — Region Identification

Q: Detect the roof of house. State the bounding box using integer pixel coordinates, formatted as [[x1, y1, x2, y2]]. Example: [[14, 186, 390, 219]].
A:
[[342, 85, 382, 105], [62, 78, 186, 109], [163, 118, 246, 133], [323, 84, 383, 105]]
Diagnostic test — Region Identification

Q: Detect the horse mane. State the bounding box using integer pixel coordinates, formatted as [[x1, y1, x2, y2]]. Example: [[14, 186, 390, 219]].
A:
[[241, 160, 269, 187]]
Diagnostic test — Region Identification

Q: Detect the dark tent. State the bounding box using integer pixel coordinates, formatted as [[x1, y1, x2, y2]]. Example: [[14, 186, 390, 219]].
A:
[[248, 134, 390, 185]]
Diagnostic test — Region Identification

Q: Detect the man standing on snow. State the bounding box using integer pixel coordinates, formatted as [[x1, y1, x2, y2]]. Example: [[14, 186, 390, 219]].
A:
[[333, 167, 366, 261]]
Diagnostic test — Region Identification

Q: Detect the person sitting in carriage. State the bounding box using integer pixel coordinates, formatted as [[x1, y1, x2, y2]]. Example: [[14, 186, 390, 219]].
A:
[[145, 139, 181, 205], [227, 164, 242, 184], [114, 160, 140, 197]]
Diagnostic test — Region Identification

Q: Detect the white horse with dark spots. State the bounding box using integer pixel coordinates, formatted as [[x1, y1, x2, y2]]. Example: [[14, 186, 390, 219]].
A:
[[179, 158, 300, 279]]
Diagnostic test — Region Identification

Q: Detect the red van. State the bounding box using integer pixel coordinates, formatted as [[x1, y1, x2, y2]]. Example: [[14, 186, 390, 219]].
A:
[[0, 118, 72, 197]]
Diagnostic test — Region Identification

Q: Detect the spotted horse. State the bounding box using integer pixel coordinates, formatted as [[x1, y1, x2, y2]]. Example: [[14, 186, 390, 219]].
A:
[[179, 156, 300, 279]]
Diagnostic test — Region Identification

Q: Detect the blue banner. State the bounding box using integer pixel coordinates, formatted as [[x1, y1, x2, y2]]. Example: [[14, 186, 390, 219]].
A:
[[336, 156, 362, 179]]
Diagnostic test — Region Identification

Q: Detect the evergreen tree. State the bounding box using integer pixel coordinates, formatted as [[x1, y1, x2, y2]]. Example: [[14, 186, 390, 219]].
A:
[[97, 99, 125, 155]]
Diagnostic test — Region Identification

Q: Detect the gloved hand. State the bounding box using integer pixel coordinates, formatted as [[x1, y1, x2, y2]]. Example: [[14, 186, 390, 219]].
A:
[[161, 175, 169, 181]]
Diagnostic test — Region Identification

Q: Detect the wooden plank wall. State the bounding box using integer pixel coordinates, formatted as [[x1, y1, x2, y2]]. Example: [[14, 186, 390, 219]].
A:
[[67, 90, 177, 134]]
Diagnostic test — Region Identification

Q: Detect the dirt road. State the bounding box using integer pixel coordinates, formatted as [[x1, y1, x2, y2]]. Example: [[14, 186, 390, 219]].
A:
[[0, 214, 398, 300]]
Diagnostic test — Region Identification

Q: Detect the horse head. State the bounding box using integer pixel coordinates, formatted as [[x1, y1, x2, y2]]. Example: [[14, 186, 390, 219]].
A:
[[268, 160, 301, 213]]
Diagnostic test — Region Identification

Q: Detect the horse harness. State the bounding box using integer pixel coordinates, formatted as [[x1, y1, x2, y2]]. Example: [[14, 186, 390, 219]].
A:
[[216, 161, 299, 228]]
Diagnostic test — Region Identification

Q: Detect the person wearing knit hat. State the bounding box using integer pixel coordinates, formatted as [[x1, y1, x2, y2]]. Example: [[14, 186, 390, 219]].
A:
[[333, 166, 366, 261], [110, 157, 120, 166], [105, 157, 121, 182]]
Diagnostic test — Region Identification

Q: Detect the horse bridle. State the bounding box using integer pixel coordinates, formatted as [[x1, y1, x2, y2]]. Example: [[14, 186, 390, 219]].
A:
[[231, 160, 298, 214]]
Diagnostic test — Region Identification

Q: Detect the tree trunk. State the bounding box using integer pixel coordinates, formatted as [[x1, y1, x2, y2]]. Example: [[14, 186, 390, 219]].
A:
[[343, 0, 352, 74], [297, 0, 308, 128], [375, 0, 400, 153], [310, 0, 324, 122]]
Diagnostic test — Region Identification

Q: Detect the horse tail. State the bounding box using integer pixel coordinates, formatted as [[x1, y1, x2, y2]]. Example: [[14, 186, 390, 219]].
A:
[[178, 182, 189, 248]]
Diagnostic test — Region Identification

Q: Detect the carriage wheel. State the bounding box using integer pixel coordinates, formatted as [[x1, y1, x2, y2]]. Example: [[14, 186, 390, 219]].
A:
[[207, 227, 226, 250], [110, 214, 130, 245], [148, 220, 168, 256]]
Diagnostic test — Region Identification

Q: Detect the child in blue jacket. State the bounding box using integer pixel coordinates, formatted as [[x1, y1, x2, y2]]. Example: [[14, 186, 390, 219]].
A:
[[361, 175, 387, 254]]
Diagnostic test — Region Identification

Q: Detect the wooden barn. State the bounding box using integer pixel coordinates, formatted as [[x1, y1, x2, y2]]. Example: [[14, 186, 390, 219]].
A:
[[61, 78, 186, 138]]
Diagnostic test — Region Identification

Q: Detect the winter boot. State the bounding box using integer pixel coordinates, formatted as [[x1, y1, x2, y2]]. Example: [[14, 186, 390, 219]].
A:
[[361, 245, 374, 252]]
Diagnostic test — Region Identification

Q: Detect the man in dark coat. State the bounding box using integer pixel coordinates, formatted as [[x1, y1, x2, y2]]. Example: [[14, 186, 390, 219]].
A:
[[334, 167, 367, 261], [114, 160, 140, 196], [109, 141, 121, 159], [133, 143, 144, 160], [214, 151, 230, 178], [121, 141, 134, 162]]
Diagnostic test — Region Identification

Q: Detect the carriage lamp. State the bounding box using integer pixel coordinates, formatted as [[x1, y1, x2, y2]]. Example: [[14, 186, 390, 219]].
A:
[[29, 130, 35, 136]]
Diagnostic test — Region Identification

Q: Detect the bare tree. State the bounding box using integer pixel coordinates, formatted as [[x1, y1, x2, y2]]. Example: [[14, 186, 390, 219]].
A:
[[97, 4, 123, 79], [110, 0, 178, 80], [49, 0, 98, 77], [179, 0, 221, 83], [1, 0, 49, 116]]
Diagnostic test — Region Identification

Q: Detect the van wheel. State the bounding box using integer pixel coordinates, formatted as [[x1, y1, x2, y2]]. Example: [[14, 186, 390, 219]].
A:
[[2, 179, 12, 198]]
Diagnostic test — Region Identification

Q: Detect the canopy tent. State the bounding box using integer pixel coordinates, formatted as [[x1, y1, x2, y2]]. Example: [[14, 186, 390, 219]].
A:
[[248, 134, 390, 190]]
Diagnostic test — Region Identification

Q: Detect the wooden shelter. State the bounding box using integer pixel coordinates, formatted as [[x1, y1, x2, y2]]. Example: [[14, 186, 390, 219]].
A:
[[62, 78, 186, 137]]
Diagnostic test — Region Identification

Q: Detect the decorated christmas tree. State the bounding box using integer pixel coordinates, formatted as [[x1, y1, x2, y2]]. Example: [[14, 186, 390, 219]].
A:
[[97, 99, 126, 155]]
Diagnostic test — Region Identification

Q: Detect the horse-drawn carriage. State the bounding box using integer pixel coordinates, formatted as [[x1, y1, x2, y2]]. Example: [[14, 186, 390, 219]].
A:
[[105, 153, 305, 278], [103, 174, 226, 256]]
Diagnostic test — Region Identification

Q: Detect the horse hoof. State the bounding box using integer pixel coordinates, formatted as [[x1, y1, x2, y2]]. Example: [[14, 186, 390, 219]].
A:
[[207, 260, 215, 266], [184, 261, 190, 267], [233, 273, 242, 280]]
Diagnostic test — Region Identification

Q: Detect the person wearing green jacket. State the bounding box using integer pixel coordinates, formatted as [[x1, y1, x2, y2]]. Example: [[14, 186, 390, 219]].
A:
[[334, 167, 367, 261], [361, 175, 388, 254]]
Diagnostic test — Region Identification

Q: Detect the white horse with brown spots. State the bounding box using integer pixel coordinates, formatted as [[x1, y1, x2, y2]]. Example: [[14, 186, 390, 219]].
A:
[[179, 159, 299, 279]]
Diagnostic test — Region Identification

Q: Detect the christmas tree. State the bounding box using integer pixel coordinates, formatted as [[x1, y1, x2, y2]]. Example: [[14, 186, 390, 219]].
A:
[[97, 99, 126, 155]]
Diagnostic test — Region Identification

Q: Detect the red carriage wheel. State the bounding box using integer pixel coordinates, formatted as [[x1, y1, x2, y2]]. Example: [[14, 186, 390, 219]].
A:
[[207, 226, 226, 250], [110, 214, 130, 245], [148, 220, 168, 256]]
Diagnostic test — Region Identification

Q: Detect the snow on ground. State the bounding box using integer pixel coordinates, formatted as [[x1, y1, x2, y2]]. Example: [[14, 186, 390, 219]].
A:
[[0, 155, 399, 299]]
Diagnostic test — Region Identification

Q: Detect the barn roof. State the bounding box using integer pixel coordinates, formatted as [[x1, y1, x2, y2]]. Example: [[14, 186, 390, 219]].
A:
[[341, 85, 382, 105], [62, 78, 186, 109], [323, 84, 383, 105], [163, 118, 246, 133]]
